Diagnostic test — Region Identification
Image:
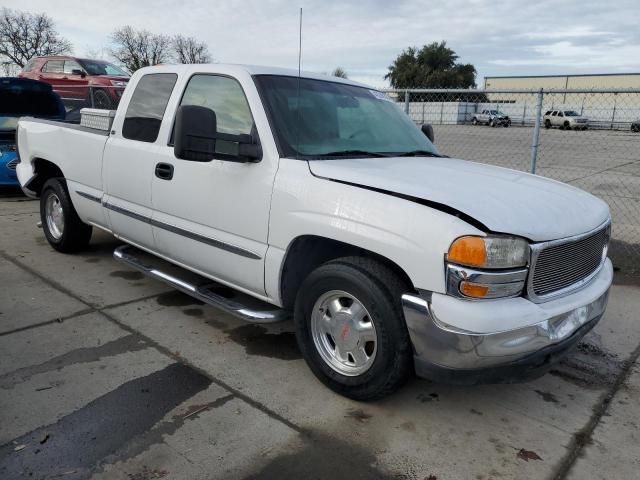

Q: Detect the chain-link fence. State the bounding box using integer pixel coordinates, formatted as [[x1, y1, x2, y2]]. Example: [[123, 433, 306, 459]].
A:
[[386, 88, 640, 275]]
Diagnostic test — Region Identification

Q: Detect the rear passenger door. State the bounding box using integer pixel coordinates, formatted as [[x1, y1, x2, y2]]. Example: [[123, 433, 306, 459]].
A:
[[102, 73, 178, 250]]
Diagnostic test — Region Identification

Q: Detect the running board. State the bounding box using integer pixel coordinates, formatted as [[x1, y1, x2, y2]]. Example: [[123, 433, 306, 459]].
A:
[[113, 245, 289, 323]]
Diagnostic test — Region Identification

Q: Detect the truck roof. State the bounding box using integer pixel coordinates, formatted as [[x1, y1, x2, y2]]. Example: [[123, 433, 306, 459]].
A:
[[133, 63, 371, 89]]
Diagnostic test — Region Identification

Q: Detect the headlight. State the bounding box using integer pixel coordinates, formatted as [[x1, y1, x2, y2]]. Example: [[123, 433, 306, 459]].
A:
[[446, 235, 529, 300], [447, 235, 529, 269], [110, 80, 128, 87]]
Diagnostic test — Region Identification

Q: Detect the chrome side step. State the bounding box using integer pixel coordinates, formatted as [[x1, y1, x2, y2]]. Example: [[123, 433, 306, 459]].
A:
[[113, 245, 289, 323]]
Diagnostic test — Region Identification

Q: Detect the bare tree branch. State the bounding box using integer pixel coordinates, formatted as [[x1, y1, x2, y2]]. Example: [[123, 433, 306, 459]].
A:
[[173, 35, 211, 64], [110, 26, 171, 73], [0, 8, 71, 67]]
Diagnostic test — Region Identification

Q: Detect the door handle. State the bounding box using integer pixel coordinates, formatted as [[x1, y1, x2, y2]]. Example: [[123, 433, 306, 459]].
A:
[[155, 162, 174, 180]]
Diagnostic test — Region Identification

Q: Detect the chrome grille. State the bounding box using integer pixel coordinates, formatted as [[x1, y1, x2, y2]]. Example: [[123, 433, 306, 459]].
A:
[[6, 158, 18, 170], [530, 223, 610, 298]]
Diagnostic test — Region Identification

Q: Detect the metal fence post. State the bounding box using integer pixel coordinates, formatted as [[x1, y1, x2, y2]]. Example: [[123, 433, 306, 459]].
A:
[[404, 91, 409, 115], [530, 89, 543, 174], [89, 86, 95, 108], [611, 93, 617, 129], [440, 101, 444, 125], [522, 102, 527, 126]]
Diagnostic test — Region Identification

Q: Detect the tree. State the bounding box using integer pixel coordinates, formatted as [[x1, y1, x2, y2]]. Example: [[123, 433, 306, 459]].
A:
[[173, 35, 211, 64], [0, 8, 72, 68], [331, 67, 348, 79], [385, 41, 478, 100], [110, 26, 170, 72]]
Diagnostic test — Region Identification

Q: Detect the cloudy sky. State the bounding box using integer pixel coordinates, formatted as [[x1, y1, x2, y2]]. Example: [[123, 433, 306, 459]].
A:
[[5, 0, 640, 87]]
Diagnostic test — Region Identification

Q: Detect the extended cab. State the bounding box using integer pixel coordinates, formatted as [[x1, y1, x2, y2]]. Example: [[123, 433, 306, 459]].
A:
[[16, 65, 612, 399]]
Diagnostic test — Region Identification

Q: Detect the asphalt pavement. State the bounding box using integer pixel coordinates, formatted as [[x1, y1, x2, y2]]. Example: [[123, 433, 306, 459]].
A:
[[1, 191, 639, 480]]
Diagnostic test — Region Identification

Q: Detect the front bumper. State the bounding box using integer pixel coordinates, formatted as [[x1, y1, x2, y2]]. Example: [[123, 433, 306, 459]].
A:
[[402, 258, 612, 384]]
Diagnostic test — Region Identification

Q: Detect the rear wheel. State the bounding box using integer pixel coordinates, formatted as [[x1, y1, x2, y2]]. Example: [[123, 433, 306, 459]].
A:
[[472, 117, 478, 125], [40, 178, 92, 253], [294, 256, 413, 400], [545, 119, 552, 129], [490, 119, 496, 127], [92, 89, 113, 109]]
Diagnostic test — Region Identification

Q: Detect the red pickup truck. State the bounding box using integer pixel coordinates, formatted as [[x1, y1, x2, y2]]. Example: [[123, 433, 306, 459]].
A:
[[18, 56, 129, 109]]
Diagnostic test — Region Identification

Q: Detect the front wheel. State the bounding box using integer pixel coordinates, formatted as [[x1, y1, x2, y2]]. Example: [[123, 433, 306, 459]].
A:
[[545, 119, 552, 129], [472, 117, 478, 125], [294, 257, 413, 400], [490, 119, 496, 127], [40, 178, 92, 253]]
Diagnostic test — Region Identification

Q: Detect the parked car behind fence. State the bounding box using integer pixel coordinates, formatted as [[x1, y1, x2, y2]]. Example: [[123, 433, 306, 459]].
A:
[[543, 110, 589, 130]]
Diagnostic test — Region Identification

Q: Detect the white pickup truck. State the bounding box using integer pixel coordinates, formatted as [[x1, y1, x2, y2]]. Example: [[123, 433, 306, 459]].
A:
[[16, 64, 612, 400]]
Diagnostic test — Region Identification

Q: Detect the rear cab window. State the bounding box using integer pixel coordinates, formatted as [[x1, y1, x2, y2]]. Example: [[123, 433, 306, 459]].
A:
[[122, 73, 177, 143]]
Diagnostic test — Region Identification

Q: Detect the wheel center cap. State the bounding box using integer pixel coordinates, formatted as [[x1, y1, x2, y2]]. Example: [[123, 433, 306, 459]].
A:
[[333, 314, 357, 349]]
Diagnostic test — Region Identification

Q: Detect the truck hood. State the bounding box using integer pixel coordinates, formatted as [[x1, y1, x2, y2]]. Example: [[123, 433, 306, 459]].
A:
[[308, 157, 610, 242]]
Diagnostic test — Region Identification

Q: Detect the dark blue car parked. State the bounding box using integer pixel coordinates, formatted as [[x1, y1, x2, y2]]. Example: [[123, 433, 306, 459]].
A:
[[1, 78, 66, 186]]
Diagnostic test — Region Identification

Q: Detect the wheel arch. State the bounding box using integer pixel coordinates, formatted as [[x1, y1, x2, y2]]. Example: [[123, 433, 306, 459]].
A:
[[279, 234, 415, 310], [27, 158, 65, 197]]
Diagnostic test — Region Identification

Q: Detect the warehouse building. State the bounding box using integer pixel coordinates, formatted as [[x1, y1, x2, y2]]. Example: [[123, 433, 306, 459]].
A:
[[478, 73, 640, 126], [484, 73, 640, 90]]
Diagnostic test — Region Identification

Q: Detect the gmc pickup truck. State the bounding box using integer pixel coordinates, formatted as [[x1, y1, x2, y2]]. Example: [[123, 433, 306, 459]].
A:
[[16, 64, 612, 400]]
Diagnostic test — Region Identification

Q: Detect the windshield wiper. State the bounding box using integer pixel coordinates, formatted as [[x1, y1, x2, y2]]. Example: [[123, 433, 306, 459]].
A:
[[316, 150, 391, 158], [396, 150, 442, 158]]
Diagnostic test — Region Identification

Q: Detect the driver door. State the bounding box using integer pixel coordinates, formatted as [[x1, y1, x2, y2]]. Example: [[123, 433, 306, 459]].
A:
[[151, 74, 278, 295]]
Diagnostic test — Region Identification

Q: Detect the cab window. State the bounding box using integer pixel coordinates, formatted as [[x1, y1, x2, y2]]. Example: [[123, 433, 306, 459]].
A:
[[171, 74, 254, 155], [123, 73, 177, 143]]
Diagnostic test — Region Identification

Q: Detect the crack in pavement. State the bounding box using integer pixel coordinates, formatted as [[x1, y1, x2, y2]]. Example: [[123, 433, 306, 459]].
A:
[[0, 249, 305, 437], [551, 340, 640, 479]]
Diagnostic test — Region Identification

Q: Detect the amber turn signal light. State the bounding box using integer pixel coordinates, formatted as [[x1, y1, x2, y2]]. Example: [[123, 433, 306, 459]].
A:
[[459, 281, 489, 298], [447, 236, 487, 268]]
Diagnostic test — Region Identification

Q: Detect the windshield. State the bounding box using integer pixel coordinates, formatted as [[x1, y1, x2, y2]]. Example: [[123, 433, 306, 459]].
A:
[[254, 75, 438, 158], [564, 111, 580, 116], [79, 60, 129, 77]]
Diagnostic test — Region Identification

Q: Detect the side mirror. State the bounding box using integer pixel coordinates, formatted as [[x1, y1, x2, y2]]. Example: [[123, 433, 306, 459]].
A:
[[174, 105, 217, 162], [71, 69, 86, 77], [421, 123, 435, 143], [173, 105, 262, 163]]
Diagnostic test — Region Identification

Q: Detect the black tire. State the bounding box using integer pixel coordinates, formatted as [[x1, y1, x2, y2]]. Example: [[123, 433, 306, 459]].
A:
[[563, 121, 570, 130], [40, 178, 92, 253], [490, 119, 496, 127], [472, 117, 478, 125], [631, 124, 639, 133], [92, 89, 113, 109], [294, 256, 413, 400], [503, 120, 510, 128], [545, 119, 551, 129]]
